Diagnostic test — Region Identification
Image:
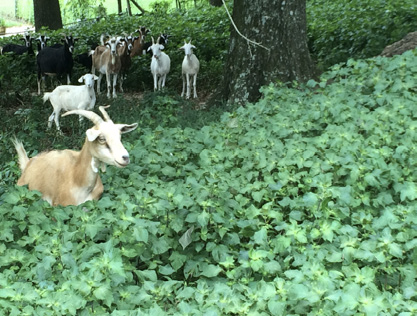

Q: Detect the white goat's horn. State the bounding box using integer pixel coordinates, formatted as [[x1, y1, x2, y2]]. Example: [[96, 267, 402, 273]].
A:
[[62, 110, 103, 126], [156, 36, 161, 44], [151, 36, 155, 44], [99, 105, 112, 122]]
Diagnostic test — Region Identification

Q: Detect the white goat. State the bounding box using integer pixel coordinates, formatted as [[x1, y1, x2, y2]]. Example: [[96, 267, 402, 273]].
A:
[[43, 73, 99, 131], [91, 36, 123, 98], [148, 36, 171, 91], [180, 40, 200, 99], [13, 106, 138, 206]]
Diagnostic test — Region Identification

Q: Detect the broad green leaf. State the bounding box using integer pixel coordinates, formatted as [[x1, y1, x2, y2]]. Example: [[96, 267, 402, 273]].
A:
[[93, 284, 113, 306], [133, 227, 149, 243], [2, 191, 20, 205], [97, 196, 114, 209], [253, 227, 268, 245], [288, 284, 309, 300], [199, 263, 221, 278], [197, 210, 209, 227], [159, 264, 175, 275], [152, 237, 170, 254], [394, 182, 417, 201], [303, 192, 318, 206], [388, 243, 403, 258]]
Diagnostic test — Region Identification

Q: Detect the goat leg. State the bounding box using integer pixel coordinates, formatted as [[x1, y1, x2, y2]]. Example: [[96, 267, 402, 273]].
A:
[[193, 74, 198, 98], [106, 72, 111, 98], [48, 112, 55, 129], [112, 74, 117, 98], [186, 73, 191, 99], [181, 74, 185, 97]]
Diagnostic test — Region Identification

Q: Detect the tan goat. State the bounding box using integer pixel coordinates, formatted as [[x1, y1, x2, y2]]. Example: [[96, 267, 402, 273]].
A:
[[13, 106, 138, 206], [91, 36, 123, 98]]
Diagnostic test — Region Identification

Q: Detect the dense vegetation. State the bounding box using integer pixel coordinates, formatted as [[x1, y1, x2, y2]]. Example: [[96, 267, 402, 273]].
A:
[[307, 0, 417, 70], [1, 1, 417, 314]]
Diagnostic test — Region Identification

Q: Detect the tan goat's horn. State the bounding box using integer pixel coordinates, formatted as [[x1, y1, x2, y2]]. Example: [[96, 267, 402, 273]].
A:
[[99, 105, 112, 122], [62, 110, 103, 126]]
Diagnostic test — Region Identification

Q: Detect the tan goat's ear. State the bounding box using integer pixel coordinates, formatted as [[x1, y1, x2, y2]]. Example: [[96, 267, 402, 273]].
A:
[[118, 123, 138, 134], [86, 128, 101, 142]]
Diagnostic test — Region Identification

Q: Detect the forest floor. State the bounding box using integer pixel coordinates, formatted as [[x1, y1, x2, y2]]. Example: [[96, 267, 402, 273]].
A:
[[0, 24, 34, 37]]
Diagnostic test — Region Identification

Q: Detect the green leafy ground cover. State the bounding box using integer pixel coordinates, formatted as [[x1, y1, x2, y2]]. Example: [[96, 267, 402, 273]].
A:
[[1, 48, 417, 314], [307, 0, 417, 70]]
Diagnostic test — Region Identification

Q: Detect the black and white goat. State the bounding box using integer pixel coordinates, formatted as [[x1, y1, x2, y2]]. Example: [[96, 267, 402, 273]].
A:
[[36, 34, 78, 95], [1, 33, 34, 55], [35, 34, 50, 52]]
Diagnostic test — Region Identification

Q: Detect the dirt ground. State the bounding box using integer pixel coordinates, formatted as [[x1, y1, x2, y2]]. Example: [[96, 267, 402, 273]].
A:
[[0, 25, 34, 38]]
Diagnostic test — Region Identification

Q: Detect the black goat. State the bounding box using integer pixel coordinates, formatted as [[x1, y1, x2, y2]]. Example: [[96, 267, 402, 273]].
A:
[[74, 43, 98, 70], [36, 34, 78, 95], [1, 33, 34, 55]]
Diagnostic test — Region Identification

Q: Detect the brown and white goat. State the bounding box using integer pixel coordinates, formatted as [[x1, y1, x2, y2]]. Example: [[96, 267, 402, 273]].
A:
[[13, 106, 138, 206], [91, 36, 123, 98], [130, 26, 150, 57], [118, 34, 138, 93]]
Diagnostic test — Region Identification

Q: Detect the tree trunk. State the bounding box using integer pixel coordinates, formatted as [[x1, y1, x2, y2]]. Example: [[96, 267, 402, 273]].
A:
[[118, 0, 123, 14], [126, 0, 132, 15], [214, 0, 317, 105], [33, 0, 62, 32]]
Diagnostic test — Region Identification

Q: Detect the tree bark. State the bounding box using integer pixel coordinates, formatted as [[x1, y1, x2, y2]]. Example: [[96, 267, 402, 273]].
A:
[[33, 0, 62, 32], [214, 0, 317, 105], [118, 0, 123, 14], [117, 0, 123, 14], [126, 0, 132, 15]]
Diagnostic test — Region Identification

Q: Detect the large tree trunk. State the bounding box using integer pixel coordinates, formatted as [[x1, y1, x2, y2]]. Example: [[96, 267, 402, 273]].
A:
[[33, 0, 63, 32], [215, 0, 317, 105]]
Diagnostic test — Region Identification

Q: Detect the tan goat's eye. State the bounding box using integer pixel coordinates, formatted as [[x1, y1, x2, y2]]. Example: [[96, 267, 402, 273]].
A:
[[98, 136, 106, 144]]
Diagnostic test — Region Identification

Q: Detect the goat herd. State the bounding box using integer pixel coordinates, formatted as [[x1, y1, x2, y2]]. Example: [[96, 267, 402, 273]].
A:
[[1, 28, 200, 129], [2, 27, 201, 207]]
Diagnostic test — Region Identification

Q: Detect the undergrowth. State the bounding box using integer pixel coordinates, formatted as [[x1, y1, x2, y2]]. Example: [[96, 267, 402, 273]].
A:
[[1, 49, 417, 314]]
